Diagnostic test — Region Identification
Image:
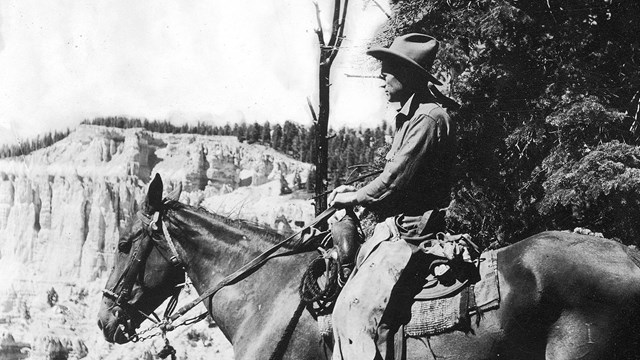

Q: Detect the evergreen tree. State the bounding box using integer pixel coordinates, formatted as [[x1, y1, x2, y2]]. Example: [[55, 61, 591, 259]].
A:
[[272, 123, 283, 151], [246, 123, 259, 144], [307, 167, 316, 192], [374, 0, 640, 246], [261, 121, 271, 144]]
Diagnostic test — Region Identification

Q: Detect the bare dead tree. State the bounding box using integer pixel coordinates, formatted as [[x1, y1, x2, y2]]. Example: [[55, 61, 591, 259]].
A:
[[311, 0, 350, 215], [367, 0, 391, 19]]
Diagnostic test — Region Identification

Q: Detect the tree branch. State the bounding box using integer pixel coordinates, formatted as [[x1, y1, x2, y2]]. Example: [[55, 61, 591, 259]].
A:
[[306, 97, 319, 124], [337, 0, 350, 40], [328, 0, 342, 46], [329, 0, 350, 64], [369, 0, 391, 19], [312, 0, 325, 46], [345, 73, 382, 79]]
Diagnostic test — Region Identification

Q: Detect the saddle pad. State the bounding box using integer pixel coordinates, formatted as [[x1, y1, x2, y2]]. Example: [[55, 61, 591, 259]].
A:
[[405, 250, 500, 337], [405, 292, 462, 336], [317, 294, 462, 339], [470, 250, 500, 315]]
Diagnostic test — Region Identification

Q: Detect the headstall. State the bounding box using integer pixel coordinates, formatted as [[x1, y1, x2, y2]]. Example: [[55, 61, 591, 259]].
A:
[[102, 211, 186, 342]]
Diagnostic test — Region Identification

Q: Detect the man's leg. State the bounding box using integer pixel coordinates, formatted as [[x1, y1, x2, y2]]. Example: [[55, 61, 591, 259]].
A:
[[332, 232, 413, 360], [331, 210, 362, 282]]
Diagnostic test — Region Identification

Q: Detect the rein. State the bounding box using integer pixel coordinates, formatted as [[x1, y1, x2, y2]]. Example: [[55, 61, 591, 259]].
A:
[[104, 205, 337, 344], [165, 205, 337, 325]]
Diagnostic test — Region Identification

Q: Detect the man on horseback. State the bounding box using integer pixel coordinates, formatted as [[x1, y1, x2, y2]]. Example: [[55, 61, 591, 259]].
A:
[[328, 33, 456, 360]]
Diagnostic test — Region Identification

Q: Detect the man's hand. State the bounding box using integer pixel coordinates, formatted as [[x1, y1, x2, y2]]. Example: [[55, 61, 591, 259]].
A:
[[328, 185, 358, 208]]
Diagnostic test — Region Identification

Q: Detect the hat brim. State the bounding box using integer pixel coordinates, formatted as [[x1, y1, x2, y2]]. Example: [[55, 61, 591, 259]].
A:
[[367, 47, 443, 86]]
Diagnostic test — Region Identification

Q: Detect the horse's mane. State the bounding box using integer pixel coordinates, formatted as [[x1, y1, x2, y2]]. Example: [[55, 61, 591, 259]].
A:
[[163, 199, 292, 249]]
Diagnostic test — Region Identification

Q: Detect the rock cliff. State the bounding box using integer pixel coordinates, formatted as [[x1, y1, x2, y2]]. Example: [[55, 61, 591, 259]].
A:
[[0, 125, 314, 359]]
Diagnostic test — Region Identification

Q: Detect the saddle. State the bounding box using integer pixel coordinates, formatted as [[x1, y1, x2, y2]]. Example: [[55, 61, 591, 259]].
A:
[[329, 210, 480, 300], [307, 210, 481, 315], [412, 233, 481, 300], [316, 250, 500, 340], [322, 210, 482, 360]]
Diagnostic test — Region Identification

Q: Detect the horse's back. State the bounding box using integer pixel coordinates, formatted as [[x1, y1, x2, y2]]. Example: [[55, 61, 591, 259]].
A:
[[407, 231, 640, 360], [497, 231, 640, 359], [500, 231, 640, 304]]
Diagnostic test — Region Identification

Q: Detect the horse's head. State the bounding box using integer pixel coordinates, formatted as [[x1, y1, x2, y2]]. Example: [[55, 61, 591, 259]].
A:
[[97, 174, 185, 344]]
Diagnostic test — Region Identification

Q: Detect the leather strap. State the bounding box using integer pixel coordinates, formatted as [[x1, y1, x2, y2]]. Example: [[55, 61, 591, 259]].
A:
[[161, 220, 182, 266]]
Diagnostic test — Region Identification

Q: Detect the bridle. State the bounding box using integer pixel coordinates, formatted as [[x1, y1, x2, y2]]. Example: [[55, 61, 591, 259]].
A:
[[102, 204, 338, 344], [102, 210, 187, 342]]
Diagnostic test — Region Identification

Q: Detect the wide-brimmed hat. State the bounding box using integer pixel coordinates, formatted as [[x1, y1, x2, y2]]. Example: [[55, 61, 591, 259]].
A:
[[367, 33, 442, 86]]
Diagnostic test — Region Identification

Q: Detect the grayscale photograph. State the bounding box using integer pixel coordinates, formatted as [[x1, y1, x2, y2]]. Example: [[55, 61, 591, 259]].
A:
[[1, 0, 639, 359]]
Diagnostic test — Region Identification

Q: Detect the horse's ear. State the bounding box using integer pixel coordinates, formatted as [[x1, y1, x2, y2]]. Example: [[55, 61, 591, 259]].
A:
[[145, 173, 164, 212], [166, 182, 182, 202]]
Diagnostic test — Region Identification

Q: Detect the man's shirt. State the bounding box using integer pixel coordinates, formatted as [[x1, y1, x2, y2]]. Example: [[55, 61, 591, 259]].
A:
[[355, 93, 455, 218]]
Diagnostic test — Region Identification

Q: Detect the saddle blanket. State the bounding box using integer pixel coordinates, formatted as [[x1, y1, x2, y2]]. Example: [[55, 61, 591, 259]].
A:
[[319, 250, 500, 338], [405, 250, 500, 336]]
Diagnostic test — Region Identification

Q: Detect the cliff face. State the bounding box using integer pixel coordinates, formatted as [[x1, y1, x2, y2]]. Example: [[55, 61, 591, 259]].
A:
[[0, 125, 312, 280], [0, 125, 312, 359], [0, 174, 128, 282]]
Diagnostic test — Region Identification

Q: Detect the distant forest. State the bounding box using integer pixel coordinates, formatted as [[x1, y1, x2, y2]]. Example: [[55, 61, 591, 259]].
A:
[[0, 116, 392, 187], [80, 117, 393, 187], [0, 129, 71, 158]]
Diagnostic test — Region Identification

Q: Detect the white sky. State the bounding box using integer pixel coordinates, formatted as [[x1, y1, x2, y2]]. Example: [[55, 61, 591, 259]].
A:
[[0, 0, 391, 145]]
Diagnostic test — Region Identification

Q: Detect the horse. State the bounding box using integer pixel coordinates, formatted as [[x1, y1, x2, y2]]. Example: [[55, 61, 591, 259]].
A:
[[98, 174, 640, 359]]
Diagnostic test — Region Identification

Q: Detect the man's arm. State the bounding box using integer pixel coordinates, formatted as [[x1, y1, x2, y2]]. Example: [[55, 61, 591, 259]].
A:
[[330, 113, 441, 208], [356, 114, 440, 205]]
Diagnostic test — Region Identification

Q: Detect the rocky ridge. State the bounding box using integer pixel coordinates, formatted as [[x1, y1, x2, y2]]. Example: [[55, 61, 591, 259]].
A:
[[0, 125, 315, 359]]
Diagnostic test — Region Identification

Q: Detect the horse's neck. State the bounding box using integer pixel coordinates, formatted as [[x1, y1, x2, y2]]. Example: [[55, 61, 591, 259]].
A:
[[171, 206, 312, 343]]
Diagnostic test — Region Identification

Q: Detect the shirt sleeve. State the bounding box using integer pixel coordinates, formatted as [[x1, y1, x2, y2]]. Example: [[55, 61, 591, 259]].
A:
[[355, 113, 441, 205]]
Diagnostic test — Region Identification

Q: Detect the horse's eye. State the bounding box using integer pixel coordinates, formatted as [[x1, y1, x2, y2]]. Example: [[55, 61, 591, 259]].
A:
[[118, 239, 132, 253]]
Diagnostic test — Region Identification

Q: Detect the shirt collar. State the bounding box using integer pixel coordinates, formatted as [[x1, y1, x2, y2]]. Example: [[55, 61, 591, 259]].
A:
[[397, 94, 417, 118], [395, 93, 420, 128]]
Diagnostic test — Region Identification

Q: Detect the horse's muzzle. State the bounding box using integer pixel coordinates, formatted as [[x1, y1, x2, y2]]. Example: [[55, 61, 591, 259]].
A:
[[97, 304, 136, 344]]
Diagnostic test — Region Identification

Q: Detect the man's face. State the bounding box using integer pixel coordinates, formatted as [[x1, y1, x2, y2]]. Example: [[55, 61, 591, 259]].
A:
[[381, 61, 410, 103], [382, 72, 405, 103]]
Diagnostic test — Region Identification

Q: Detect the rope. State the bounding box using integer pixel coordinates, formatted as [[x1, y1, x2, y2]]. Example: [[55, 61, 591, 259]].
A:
[[299, 256, 340, 304]]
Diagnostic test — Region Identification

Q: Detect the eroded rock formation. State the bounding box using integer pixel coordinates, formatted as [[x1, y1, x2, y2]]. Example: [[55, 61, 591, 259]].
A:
[[0, 125, 312, 359]]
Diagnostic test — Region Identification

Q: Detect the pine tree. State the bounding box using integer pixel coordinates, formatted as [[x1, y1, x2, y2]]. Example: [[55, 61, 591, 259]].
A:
[[272, 124, 283, 151], [375, 0, 640, 246], [261, 121, 271, 144]]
